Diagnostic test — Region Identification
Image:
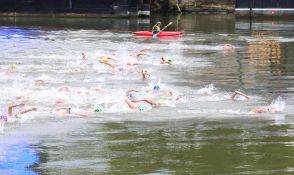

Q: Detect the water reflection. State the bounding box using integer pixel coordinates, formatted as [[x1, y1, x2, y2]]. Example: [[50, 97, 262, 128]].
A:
[[151, 14, 235, 33], [99, 120, 294, 174], [0, 17, 150, 31], [248, 32, 282, 68]]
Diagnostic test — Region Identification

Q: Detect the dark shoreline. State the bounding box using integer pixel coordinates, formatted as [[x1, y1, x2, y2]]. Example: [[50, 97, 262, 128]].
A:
[[1, 10, 294, 19]]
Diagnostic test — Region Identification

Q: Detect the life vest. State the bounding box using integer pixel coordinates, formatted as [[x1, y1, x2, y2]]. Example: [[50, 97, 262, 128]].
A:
[[152, 25, 160, 34]]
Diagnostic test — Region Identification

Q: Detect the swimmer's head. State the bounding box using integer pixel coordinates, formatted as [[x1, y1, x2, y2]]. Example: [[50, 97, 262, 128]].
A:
[[67, 107, 71, 114], [0, 115, 8, 122], [101, 58, 109, 64], [94, 105, 103, 112], [142, 69, 148, 74], [127, 93, 134, 99], [153, 85, 160, 91], [118, 67, 124, 71], [158, 99, 165, 106], [168, 58, 174, 62], [138, 106, 146, 111], [11, 63, 17, 69]]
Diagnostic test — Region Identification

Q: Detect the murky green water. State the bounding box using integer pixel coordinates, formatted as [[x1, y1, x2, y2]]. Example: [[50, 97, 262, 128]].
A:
[[1, 14, 294, 174]]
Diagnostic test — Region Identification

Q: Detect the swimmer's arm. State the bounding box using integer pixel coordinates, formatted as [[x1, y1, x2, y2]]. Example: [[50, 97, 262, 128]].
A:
[[230, 91, 249, 100], [94, 88, 108, 93], [55, 107, 68, 111], [71, 111, 88, 117], [125, 99, 138, 110], [107, 56, 117, 61], [131, 99, 158, 107], [127, 89, 140, 93], [136, 53, 150, 57], [8, 103, 26, 116], [140, 49, 151, 52], [127, 62, 141, 66], [250, 106, 272, 114], [128, 70, 141, 74], [250, 108, 266, 114], [100, 62, 116, 69], [15, 95, 29, 100], [16, 108, 37, 116]]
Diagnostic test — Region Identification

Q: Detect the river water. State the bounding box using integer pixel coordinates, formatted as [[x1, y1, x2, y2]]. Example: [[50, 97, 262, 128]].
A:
[[0, 14, 294, 174]]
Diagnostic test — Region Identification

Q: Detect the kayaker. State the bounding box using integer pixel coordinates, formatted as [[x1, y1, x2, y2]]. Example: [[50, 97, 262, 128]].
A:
[[152, 22, 161, 34]]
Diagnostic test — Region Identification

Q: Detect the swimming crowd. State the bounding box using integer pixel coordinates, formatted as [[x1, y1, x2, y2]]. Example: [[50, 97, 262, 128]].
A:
[[0, 43, 284, 128]]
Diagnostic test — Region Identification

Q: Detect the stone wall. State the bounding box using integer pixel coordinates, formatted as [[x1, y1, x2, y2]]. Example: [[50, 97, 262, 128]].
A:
[[151, 0, 235, 13]]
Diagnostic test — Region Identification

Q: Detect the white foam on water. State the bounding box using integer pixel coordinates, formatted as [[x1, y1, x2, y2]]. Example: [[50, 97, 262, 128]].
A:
[[269, 96, 286, 112], [0, 27, 291, 135]]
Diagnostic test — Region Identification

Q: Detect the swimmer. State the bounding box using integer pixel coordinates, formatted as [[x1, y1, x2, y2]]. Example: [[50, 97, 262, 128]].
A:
[[5, 69, 13, 77], [165, 90, 180, 101], [11, 63, 17, 69], [127, 62, 141, 66], [140, 69, 151, 79], [197, 85, 248, 101], [136, 52, 150, 57], [100, 55, 117, 61], [222, 44, 235, 50], [139, 49, 151, 52], [99, 57, 116, 69], [128, 85, 179, 101], [8, 103, 37, 119], [126, 89, 140, 99], [4, 64, 17, 77], [93, 104, 104, 113], [0, 114, 8, 124], [55, 100, 65, 104], [229, 91, 249, 101], [250, 105, 278, 114], [15, 95, 30, 101], [153, 85, 160, 92], [55, 107, 88, 117], [93, 87, 108, 94], [33, 80, 45, 85], [128, 69, 150, 79], [125, 98, 158, 111], [130, 98, 159, 107], [58, 86, 70, 92], [160, 57, 174, 65], [131, 49, 150, 57]]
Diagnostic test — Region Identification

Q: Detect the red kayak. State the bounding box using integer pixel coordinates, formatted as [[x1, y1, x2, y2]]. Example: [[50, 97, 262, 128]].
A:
[[132, 31, 184, 37]]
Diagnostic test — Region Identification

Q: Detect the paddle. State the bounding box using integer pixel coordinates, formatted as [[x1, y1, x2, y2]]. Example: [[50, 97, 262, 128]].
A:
[[153, 22, 173, 39]]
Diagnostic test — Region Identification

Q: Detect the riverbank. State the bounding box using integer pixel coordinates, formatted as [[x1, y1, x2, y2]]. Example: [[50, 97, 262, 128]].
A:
[[0, 12, 151, 18], [151, 0, 235, 13]]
